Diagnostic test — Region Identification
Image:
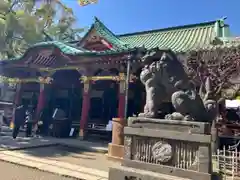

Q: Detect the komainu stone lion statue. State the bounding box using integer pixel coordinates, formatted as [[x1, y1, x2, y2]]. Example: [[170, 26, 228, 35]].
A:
[[138, 48, 217, 122]]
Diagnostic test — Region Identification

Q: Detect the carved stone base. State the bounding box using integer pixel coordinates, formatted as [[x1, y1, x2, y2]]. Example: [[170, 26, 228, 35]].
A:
[[122, 117, 214, 180], [109, 166, 193, 180], [107, 143, 124, 162]]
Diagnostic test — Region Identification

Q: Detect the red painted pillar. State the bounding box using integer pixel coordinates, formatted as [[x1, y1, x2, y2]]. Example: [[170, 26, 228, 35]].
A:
[[10, 83, 22, 128], [118, 73, 125, 118], [36, 83, 46, 121], [79, 78, 91, 139]]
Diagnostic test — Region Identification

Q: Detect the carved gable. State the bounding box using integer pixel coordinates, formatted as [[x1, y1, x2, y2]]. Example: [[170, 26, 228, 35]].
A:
[[80, 29, 113, 51]]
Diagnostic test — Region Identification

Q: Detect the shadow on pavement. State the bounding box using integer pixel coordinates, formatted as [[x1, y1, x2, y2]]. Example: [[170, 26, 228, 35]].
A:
[[0, 128, 119, 172], [20, 145, 96, 159], [18, 145, 120, 172]]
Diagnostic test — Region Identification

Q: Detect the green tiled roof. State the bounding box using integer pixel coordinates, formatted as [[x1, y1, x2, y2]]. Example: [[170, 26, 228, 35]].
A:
[[118, 21, 227, 52], [79, 17, 129, 50], [78, 18, 231, 53], [31, 41, 89, 55], [2, 18, 232, 64], [190, 37, 240, 51], [30, 41, 135, 55], [1, 41, 136, 63], [4, 41, 91, 61]]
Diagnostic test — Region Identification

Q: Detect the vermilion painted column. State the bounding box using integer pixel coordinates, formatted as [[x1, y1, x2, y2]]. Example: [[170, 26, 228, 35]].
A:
[[36, 83, 46, 120], [10, 83, 22, 128], [79, 78, 91, 139], [118, 73, 125, 118]]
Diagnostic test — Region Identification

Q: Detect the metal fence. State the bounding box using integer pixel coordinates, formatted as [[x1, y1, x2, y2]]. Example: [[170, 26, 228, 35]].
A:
[[213, 141, 240, 180]]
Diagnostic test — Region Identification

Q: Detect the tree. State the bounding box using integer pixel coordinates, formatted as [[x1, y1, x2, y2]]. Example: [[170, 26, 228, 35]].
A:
[[186, 46, 240, 103], [0, 0, 84, 59], [186, 46, 240, 152], [34, 0, 84, 41]]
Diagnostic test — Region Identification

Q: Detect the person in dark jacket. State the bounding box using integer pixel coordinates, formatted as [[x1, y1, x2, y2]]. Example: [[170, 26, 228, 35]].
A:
[[25, 106, 34, 137], [12, 104, 26, 139]]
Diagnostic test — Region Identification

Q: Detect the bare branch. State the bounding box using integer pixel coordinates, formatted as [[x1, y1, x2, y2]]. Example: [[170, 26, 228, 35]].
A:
[[186, 46, 240, 101]]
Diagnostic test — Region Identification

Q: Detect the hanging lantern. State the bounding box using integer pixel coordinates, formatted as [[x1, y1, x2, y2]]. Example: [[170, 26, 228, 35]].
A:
[[78, 0, 98, 6]]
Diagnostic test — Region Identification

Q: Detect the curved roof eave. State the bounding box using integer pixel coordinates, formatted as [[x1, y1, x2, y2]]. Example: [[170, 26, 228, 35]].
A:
[[0, 41, 138, 66]]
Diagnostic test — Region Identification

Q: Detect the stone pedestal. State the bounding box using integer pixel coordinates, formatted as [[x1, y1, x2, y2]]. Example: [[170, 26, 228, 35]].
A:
[[107, 118, 125, 161], [109, 117, 216, 180], [107, 143, 124, 162]]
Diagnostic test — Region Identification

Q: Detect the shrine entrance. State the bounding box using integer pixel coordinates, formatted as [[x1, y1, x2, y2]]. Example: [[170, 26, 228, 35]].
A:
[[46, 69, 83, 137], [87, 69, 119, 137], [21, 82, 40, 109]]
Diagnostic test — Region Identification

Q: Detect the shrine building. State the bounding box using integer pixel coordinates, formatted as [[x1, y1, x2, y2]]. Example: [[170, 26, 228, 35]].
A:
[[0, 17, 234, 139]]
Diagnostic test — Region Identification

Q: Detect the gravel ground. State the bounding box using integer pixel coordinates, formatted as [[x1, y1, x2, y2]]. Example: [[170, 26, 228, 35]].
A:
[[0, 160, 77, 180]]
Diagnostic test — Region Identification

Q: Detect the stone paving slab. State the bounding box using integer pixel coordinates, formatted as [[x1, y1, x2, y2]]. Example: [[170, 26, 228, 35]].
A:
[[0, 160, 77, 180], [18, 146, 120, 172], [0, 136, 57, 150], [110, 166, 192, 180], [0, 150, 108, 180], [0, 127, 110, 179], [0, 130, 108, 153], [2, 150, 109, 176], [46, 137, 108, 153]]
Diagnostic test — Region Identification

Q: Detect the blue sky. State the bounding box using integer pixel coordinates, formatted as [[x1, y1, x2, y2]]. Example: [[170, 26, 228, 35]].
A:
[[62, 0, 239, 36]]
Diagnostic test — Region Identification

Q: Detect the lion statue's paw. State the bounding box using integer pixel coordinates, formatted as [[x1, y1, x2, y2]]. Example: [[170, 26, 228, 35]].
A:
[[165, 112, 194, 121], [138, 111, 156, 118]]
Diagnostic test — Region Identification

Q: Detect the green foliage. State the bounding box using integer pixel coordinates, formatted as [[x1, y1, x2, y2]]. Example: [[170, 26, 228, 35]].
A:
[[0, 0, 83, 59]]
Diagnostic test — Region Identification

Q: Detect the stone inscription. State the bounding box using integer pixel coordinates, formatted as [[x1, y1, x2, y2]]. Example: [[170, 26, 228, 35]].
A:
[[152, 141, 172, 163], [125, 176, 142, 180]]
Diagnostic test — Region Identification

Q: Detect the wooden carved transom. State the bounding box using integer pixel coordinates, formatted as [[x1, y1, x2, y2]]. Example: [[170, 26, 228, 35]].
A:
[[24, 49, 56, 67], [87, 34, 101, 43]]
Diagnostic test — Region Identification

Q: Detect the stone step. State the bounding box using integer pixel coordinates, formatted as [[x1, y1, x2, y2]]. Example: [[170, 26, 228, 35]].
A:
[[0, 151, 108, 180], [109, 166, 192, 180]]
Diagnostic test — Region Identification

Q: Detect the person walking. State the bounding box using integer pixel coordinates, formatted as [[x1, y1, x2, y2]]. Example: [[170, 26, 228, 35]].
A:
[[12, 104, 26, 139], [25, 106, 34, 137]]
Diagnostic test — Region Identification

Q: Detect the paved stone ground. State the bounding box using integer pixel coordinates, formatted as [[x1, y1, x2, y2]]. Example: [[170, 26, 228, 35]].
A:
[[19, 145, 120, 172], [0, 160, 77, 180], [0, 126, 108, 153], [0, 149, 109, 180], [0, 126, 115, 179], [0, 128, 57, 150]]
